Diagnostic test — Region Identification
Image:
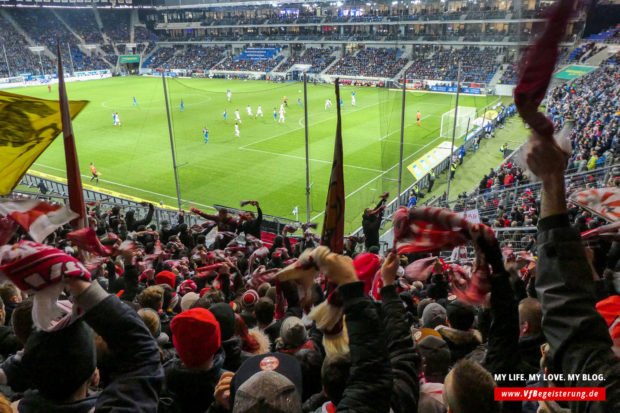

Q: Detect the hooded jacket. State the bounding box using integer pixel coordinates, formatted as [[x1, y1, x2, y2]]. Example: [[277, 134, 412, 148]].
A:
[[436, 326, 483, 364], [160, 348, 226, 413]]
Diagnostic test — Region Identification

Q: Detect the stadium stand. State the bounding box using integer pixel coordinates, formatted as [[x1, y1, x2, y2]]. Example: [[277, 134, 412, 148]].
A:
[[214, 46, 283, 72], [407, 46, 501, 83], [0, 15, 54, 76], [277, 47, 336, 73], [327, 47, 408, 78]]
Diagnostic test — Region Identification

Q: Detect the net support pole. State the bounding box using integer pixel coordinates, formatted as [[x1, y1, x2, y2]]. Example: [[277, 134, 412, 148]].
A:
[[397, 74, 406, 207], [67, 43, 75, 76], [2, 45, 10, 77], [162, 72, 183, 211], [446, 62, 461, 203], [303, 73, 311, 223]]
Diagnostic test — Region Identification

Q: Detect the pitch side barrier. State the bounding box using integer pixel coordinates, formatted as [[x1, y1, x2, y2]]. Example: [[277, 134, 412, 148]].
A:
[[17, 173, 303, 236], [19, 173, 203, 227]]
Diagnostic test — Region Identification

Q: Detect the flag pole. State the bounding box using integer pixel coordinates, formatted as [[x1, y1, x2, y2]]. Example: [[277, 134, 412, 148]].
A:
[[397, 74, 406, 207], [57, 43, 85, 229], [446, 61, 461, 203], [162, 72, 183, 211], [303, 72, 311, 223], [67, 43, 75, 76], [320, 78, 345, 254]]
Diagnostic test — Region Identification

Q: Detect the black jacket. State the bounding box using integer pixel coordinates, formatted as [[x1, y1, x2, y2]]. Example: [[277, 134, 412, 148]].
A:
[[336, 281, 393, 412], [0, 326, 21, 360], [221, 337, 253, 372], [160, 349, 226, 413], [536, 214, 620, 412], [380, 285, 420, 413], [241, 207, 263, 239], [125, 204, 155, 232]]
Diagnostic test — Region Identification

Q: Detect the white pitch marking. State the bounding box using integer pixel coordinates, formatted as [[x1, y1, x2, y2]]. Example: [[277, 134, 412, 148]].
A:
[[32, 163, 216, 210], [239, 147, 383, 173], [310, 133, 446, 222]]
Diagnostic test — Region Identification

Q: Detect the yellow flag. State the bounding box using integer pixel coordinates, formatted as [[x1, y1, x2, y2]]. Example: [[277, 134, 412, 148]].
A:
[[0, 90, 88, 195]]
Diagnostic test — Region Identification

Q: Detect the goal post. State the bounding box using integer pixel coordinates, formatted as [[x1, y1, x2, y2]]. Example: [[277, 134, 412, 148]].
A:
[[440, 106, 477, 140]]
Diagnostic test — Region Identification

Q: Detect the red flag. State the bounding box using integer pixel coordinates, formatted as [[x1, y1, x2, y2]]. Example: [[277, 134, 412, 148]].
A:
[[513, 0, 578, 139], [320, 79, 345, 254], [57, 44, 86, 229], [66, 227, 114, 256], [0, 199, 78, 243]]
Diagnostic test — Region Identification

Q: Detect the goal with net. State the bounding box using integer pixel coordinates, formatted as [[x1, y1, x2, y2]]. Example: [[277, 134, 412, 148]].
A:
[[440, 106, 477, 140]]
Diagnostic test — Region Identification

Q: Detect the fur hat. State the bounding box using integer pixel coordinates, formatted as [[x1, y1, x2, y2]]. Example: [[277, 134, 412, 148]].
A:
[[171, 308, 220, 368], [181, 292, 200, 312]]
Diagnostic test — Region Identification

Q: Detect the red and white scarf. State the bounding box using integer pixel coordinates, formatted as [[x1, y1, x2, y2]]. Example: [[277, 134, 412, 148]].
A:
[[0, 241, 91, 331]]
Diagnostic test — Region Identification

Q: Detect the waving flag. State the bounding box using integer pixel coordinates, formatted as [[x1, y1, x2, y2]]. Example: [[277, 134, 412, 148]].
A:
[[0, 90, 88, 195], [66, 227, 114, 256], [320, 79, 345, 254], [0, 200, 78, 243], [569, 187, 620, 222], [513, 0, 578, 139]]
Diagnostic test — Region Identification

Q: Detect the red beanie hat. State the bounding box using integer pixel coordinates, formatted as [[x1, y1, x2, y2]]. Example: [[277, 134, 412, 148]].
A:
[[596, 295, 620, 340], [353, 253, 381, 296], [171, 308, 221, 368], [156, 270, 176, 289], [199, 286, 211, 297]]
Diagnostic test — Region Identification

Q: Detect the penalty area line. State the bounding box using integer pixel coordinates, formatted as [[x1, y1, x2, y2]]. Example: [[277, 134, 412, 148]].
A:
[[309, 133, 446, 222]]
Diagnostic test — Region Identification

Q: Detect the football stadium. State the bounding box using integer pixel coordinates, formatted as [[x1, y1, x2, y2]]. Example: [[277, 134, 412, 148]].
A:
[[0, 0, 620, 411]]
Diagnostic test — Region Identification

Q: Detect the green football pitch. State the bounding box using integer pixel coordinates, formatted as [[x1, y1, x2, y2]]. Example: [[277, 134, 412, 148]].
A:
[[13, 76, 508, 233]]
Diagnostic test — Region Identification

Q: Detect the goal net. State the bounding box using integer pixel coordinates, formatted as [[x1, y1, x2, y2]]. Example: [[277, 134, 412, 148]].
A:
[[440, 106, 477, 140]]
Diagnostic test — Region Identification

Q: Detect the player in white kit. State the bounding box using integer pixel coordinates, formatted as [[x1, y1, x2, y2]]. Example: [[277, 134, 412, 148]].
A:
[[235, 109, 242, 124], [234, 122, 240, 137], [246, 105, 253, 117], [255, 105, 263, 118], [278, 104, 286, 123], [227, 89, 232, 102], [324, 99, 332, 110]]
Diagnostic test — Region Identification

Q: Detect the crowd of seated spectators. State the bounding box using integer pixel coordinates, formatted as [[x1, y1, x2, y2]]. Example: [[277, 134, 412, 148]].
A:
[[408, 46, 501, 83], [214, 54, 283, 72], [277, 48, 335, 73], [547, 63, 619, 174], [9, 9, 84, 67], [498, 63, 519, 84], [154, 46, 226, 70], [327, 48, 407, 78], [0, 15, 54, 76], [56, 9, 103, 44], [143, 47, 181, 69], [99, 9, 131, 42]]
